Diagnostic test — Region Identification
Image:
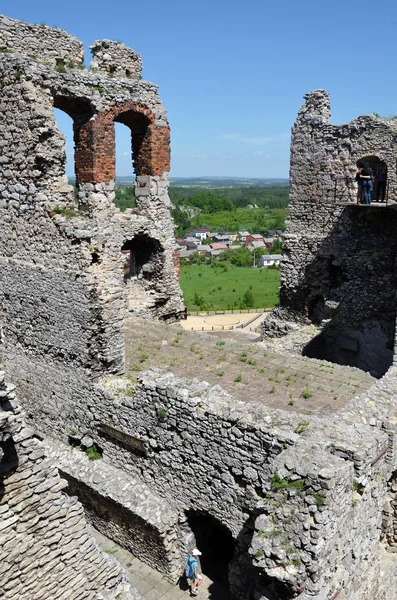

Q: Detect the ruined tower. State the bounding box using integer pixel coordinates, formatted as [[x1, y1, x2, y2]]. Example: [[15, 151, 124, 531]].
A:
[[0, 14, 183, 385], [266, 89, 397, 378], [3, 20, 397, 600]]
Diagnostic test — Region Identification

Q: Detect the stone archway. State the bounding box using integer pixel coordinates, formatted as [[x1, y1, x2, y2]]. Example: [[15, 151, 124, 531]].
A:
[[121, 235, 165, 315], [186, 509, 235, 598]]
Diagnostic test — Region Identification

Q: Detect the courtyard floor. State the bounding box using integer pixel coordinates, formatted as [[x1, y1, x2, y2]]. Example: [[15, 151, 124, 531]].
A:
[[125, 317, 375, 417]]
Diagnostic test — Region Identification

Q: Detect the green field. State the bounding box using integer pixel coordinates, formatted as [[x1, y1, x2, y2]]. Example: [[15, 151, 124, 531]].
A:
[[180, 264, 280, 310]]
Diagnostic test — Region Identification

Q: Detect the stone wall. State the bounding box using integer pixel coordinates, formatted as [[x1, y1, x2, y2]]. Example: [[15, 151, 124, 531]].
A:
[[0, 371, 139, 600], [28, 363, 397, 600], [0, 14, 183, 390], [90, 40, 143, 79], [0, 14, 84, 67], [44, 435, 185, 581], [263, 90, 397, 377]]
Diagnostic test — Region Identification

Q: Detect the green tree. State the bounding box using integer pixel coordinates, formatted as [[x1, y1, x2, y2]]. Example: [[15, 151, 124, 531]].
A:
[[114, 186, 136, 211], [242, 289, 255, 307]]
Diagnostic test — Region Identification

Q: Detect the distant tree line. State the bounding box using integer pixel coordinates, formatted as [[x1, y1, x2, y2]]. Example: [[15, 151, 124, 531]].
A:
[[113, 184, 289, 237], [169, 186, 289, 210]]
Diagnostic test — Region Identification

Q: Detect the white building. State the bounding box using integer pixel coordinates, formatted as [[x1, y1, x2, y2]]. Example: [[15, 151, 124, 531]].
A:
[[259, 254, 283, 267]]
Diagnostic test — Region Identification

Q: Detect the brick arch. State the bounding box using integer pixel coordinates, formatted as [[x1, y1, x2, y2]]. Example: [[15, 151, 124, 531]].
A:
[[75, 101, 170, 184]]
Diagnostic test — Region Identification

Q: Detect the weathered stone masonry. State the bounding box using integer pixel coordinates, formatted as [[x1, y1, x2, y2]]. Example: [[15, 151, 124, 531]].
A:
[[264, 90, 397, 378], [0, 371, 138, 600], [0, 13, 184, 384], [3, 16, 397, 600]]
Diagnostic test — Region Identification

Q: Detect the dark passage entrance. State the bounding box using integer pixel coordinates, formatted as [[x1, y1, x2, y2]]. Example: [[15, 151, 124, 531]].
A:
[[121, 235, 161, 279], [186, 510, 234, 599]]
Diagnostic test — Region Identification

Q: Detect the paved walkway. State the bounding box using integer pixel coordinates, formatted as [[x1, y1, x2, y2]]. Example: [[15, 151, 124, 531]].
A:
[[91, 528, 231, 600]]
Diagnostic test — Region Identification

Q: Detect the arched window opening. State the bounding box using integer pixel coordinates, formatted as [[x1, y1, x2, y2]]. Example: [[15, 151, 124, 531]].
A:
[[52, 107, 74, 182], [121, 235, 162, 280], [185, 510, 235, 597], [356, 156, 388, 204], [114, 121, 136, 211], [114, 109, 151, 177], [52, 96, 94, 189]]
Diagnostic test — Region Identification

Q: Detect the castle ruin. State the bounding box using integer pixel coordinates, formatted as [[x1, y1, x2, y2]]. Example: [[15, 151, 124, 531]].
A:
[[2, 16, 397, 600]]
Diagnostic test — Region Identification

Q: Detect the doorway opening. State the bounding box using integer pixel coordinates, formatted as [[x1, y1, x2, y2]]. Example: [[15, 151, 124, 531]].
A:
[[186, 510, 235, 596]]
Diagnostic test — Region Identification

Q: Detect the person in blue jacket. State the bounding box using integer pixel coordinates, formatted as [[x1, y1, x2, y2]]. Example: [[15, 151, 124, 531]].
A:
[[183, 548, 203, 596]]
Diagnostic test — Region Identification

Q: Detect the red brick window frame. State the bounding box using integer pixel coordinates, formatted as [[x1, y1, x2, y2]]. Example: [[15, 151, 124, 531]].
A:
[[77, 102, 170, 184]]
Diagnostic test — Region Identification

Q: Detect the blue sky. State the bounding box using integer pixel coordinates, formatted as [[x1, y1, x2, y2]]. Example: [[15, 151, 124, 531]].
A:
[[3, 1, 397, 178]]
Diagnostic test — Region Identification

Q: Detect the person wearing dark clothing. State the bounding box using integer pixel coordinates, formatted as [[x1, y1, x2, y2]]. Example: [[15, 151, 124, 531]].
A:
[[360, 162, 373, 205], [355, 165, 363, 203], [376, 164, 387, 202]]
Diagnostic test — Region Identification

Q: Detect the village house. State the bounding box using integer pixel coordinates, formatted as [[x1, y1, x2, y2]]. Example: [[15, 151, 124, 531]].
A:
[[267, 229, 284, 238], [210, 248, 227, 259], [196, 244, 211, 256], [238, 230, 250, 242], [191, 227, 210, 241], [210, 242, 229, 251], [260, 253, 283, 267], [212, 234, 231, 245], [180, 249, 196, 259], [245, 233, 264, 247], [218, 231, 238, 242], [184, 236, 201, 249], [249, 240, 266, 251]]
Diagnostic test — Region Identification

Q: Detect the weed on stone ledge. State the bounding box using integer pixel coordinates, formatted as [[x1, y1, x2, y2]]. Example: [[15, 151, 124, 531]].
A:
[[52, 205, 77, 218], [271, 473, 305, 492], [294, 420, 310, 434], [55, 59, 66, 73], [313, 493, 324, 506], [85, 444, 102, 460]]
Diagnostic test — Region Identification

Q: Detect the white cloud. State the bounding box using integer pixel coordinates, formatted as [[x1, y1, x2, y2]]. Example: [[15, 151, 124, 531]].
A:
[[253, 151, 272, 158], [191, 154, 208, 159]]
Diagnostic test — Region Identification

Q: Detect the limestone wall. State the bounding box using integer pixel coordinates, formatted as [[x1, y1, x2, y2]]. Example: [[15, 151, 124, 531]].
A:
[[90, 40, 143, 79], [0, 371, 139, 600], [26, 363, 397, 600], [0, 14, 183, 389], [0, 14, 84, 67], [264, 90, 397, 376]]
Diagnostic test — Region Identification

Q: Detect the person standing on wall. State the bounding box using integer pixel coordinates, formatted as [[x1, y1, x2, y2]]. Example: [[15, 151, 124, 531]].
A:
[[182, 549, 203, 596], [355, 163, 364, 203], [376, 163, 387, 202], [360, 161, 373, 205]]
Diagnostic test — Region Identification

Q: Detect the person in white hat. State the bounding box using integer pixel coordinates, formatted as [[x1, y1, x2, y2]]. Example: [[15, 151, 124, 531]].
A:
[[182, 548, 203, 596]]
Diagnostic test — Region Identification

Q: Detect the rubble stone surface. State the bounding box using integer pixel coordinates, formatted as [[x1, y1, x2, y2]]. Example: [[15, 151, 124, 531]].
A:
[[0, 372, 140, 600], [263, 90, 397, 378], [2, 16, 397, 600]]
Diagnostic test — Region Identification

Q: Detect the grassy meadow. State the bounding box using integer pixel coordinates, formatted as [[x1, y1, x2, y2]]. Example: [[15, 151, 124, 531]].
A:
[[180, 264, 280, 310]]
